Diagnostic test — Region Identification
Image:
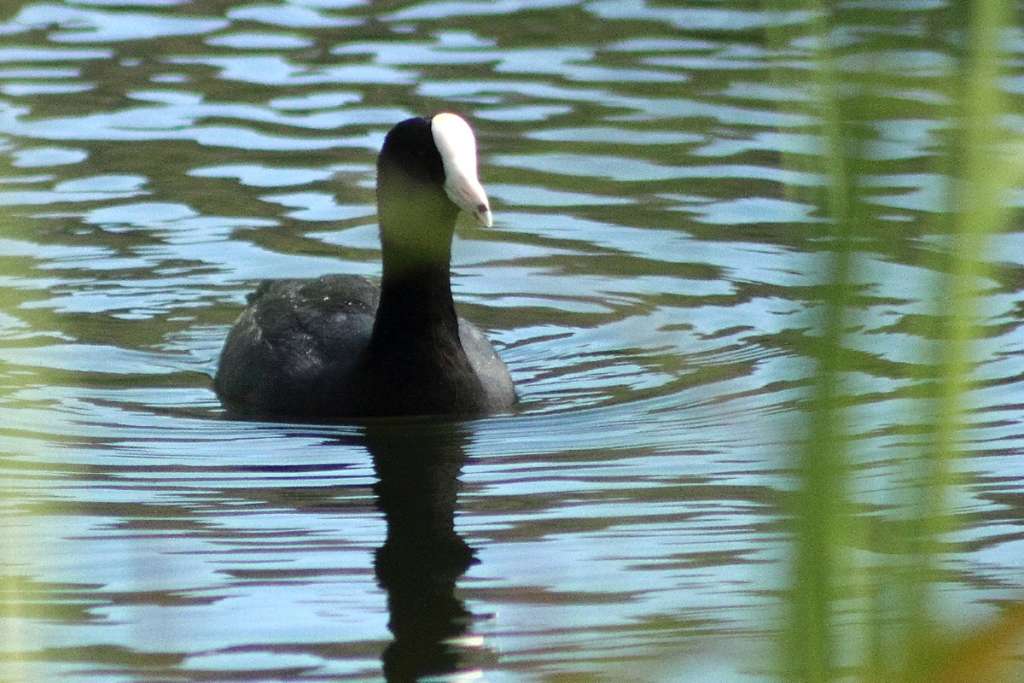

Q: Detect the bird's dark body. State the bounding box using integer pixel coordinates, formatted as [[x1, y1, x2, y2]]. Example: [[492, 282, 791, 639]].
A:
[[214, 274, 515, 418], [214, 115, 516, 419]]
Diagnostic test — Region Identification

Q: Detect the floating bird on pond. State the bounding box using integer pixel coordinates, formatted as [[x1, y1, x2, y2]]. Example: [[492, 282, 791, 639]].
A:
[[215, 113, 516, 418]]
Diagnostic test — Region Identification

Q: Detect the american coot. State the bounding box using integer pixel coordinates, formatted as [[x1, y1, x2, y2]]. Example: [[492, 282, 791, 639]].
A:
[[214, 113, 516, 418]]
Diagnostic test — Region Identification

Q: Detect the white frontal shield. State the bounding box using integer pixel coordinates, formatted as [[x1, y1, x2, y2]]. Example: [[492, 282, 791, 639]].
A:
[[431, 113, 492, 227]]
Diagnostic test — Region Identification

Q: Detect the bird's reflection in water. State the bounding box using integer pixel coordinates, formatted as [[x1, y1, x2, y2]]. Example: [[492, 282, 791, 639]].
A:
[[363, 419, 490, 681]]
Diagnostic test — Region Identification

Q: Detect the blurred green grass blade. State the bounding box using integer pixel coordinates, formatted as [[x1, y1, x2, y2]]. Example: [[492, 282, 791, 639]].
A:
[[0, 290, 30, 680], [938, 0, 1011, 490], [772, 1, 1020, 681], [944, 0, 1011, 394], [778, 2, 859, 680], [0, 163, 29, 681], [907, 0, 1014, 666]]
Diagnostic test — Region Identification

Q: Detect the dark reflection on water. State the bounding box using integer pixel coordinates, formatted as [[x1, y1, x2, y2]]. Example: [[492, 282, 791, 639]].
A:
[[365, 421, 483, 681], [0, 0, 1023, 680]]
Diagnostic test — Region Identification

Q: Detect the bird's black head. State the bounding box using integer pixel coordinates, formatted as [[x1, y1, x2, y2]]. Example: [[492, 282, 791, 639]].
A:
[[375, 115, 492, 269], [378, 117, 446, 188], [376, 117, 458, 264]]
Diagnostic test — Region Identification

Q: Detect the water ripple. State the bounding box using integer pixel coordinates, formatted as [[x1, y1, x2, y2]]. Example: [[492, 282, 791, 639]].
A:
[[0, 1, 1021, 680]]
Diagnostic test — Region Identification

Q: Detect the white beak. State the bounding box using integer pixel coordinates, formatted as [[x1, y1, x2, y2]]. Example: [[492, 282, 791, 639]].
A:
[[431, 112, 492, 227]]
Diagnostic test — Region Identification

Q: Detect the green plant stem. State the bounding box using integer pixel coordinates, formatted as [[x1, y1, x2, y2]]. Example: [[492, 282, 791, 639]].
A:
[[785, 3, 857, 680]]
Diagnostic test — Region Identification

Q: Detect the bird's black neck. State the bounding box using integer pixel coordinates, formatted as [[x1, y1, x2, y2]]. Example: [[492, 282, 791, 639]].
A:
[[367, 152, 482, 412], [371, 240, 462, 358]]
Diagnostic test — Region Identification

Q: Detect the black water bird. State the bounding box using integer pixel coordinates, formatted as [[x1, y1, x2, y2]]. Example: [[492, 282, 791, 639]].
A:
[[214, 114, 516, 418]]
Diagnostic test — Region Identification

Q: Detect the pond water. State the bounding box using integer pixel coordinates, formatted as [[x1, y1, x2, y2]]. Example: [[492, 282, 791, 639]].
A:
[[1, 0, 1023, 680]]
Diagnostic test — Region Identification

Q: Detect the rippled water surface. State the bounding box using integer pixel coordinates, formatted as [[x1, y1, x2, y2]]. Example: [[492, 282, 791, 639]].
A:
[[2, 1, 1023, 680]]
